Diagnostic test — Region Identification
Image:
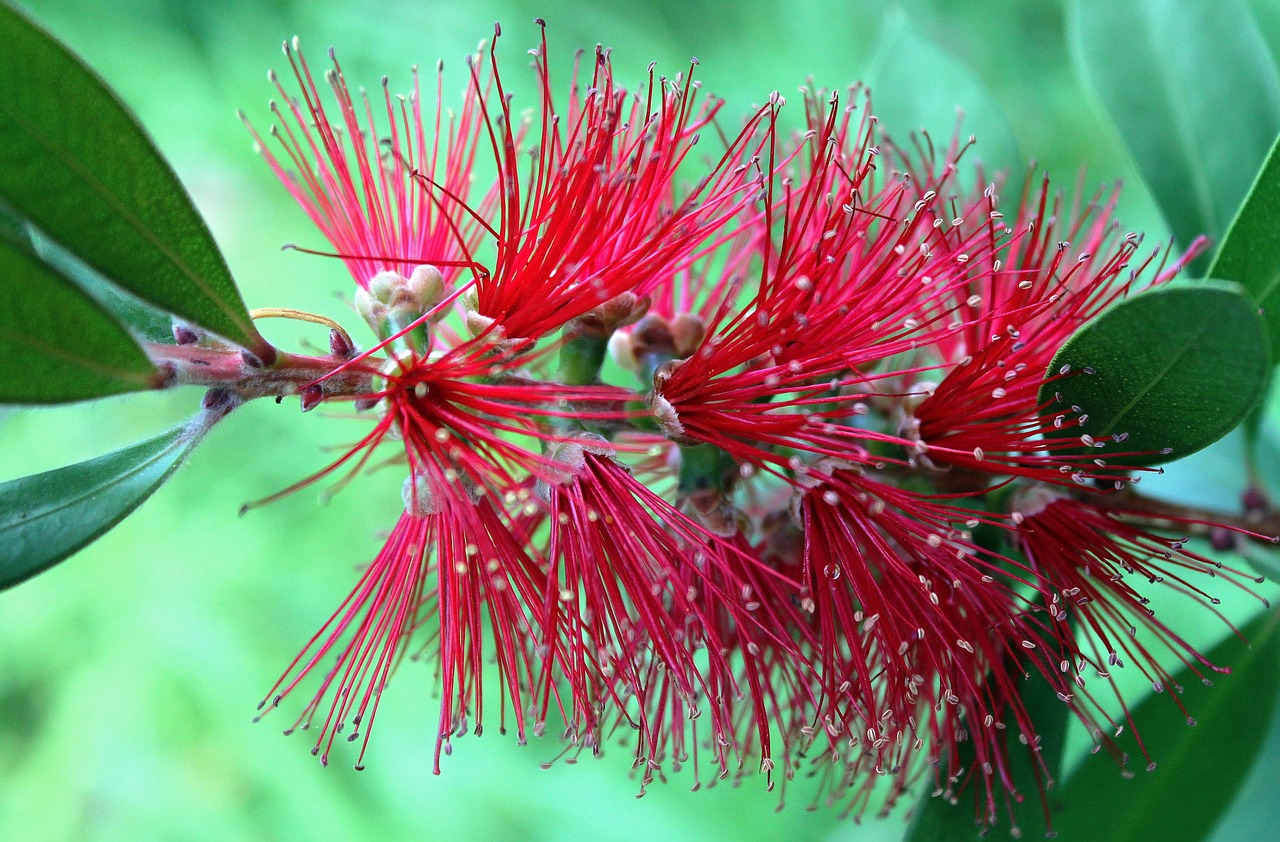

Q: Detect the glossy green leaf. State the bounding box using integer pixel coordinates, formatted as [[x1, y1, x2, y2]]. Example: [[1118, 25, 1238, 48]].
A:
[[906, 669, 1072, 840], [1207, 131, 1280, 355], [0, 233, 161, 403], [1051, 610, 1280, 840], [1068, 0, 1280, 259], [867, 10, 1020, 186], [0, 3, 272, 361], [1040, 282, 1270, 467], [0, 422, 203, 590], [26, 227, 177, 344]]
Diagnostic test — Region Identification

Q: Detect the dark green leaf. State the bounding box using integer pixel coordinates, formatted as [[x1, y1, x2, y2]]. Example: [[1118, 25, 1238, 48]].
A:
[[906, 670, 1072, 840], [1240, 543, 1280, 586], [1068, 0, 1280, 261], [1051, 610, 1280, 840], [0, 422, 203, 589], [27, 227, 177, 344], [867, 10, 1021, 189], [0, 3, 272, 361], [0, 198, 30, 245], [1040, 281, 1270, 467], [0, 233, 161, 403], [1207, 131, 1280, 356]]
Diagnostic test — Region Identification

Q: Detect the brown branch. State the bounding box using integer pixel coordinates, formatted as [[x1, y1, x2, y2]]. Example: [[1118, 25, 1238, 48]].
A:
[[1089, 485, 1280, 543]]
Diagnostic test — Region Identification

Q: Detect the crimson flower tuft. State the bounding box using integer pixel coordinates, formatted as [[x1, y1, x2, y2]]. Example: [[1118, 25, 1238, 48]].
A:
[[242, 24, 1278, 835]]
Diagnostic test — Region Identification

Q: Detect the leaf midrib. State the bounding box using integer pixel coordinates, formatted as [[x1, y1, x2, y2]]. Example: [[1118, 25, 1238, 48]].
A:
[[0, 433, 184, 531], [0, 83, 251, 342], [1095, 318, 1212, 440], [0, 321, 155, 386]]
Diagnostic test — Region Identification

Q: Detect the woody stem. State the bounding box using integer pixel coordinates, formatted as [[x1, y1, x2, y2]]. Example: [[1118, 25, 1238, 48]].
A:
[[148, 343, 379, 403], [1090, 486, 1280, 542]]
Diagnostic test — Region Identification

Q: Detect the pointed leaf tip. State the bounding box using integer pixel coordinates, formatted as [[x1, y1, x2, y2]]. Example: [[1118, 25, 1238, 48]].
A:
[[1207, 131, 1280, 358]]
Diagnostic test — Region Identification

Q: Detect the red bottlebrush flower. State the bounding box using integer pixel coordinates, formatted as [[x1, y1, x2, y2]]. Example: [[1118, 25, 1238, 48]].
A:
[[650, 87, 990, 471], [1011, 487, 1272, 770], [235, 25, 1276, 835], [417, 494, 554, 770], [256, 497, 554, 772], [462, 22, 776, 342], [254, 512, 430, 770], [246, 336, 632, 515], [793, 466, 1077, 822], [248, 40, 490, 287], [379, 340, 632, 498], [903, 176, 1207, 486], [535, 438, 807, 784]]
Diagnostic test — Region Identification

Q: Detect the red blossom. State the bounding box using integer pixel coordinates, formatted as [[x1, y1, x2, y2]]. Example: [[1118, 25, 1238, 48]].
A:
[[241, 25, 1275, 833], [651, 87, 991, 471], [463, 22, 777, 342], [1014, 490, 1272, 770], [793, 467, 1077, 821], [535, 442, 808, 782], [248, 40, 491, 287], [905, 176, 1208, 485]]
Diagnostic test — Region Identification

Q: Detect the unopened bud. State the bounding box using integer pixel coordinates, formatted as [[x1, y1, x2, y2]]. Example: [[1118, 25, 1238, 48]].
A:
[[366, 271, 402, 304], [565, 293, 651, 338], [172, 322, 201, 346], [1243, 486, 1270, 515], [607, 330, 639, 373], [202, 387, 237, 411], [355, 286, 390, 336], [631, 314, 676, 361], [1209, 526, 1236, 552], [198, 388, 243, 426], [329, 329, 356, 360], [406, 265, 446, 314], [300, 384, 324, 412], [466, 310, 500, 339], [670, 313, 706, 357]]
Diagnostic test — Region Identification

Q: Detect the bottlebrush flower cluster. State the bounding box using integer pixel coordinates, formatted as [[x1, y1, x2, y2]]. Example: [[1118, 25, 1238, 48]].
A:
[[245, 22, 1271, 830]]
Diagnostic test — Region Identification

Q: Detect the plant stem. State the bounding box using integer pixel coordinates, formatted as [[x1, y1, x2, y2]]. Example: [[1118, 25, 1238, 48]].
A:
[[148, 343, 377, 403], [1094, 486, 1280, 542]]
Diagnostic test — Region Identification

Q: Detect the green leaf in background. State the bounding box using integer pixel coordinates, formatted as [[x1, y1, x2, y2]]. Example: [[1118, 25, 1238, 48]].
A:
[[1068, 0, 1280, 262], [1040, 282, 1270, 468], [0, 2, 273, 362], [0, 421, 208, 590], [1207, 131, 1280, 357], [866, 9, 1020, 187], [906, 670, 1073, 840], [1051, 610, 1280, 840], [0, 233, 161, 403]]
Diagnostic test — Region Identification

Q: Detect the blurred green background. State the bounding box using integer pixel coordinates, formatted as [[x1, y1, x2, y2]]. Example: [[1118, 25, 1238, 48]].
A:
[[4, 0, 1280, 839]]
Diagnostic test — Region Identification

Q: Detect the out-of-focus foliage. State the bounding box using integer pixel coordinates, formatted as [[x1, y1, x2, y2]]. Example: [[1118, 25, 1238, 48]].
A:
[[3, 1, 1280, 840]]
